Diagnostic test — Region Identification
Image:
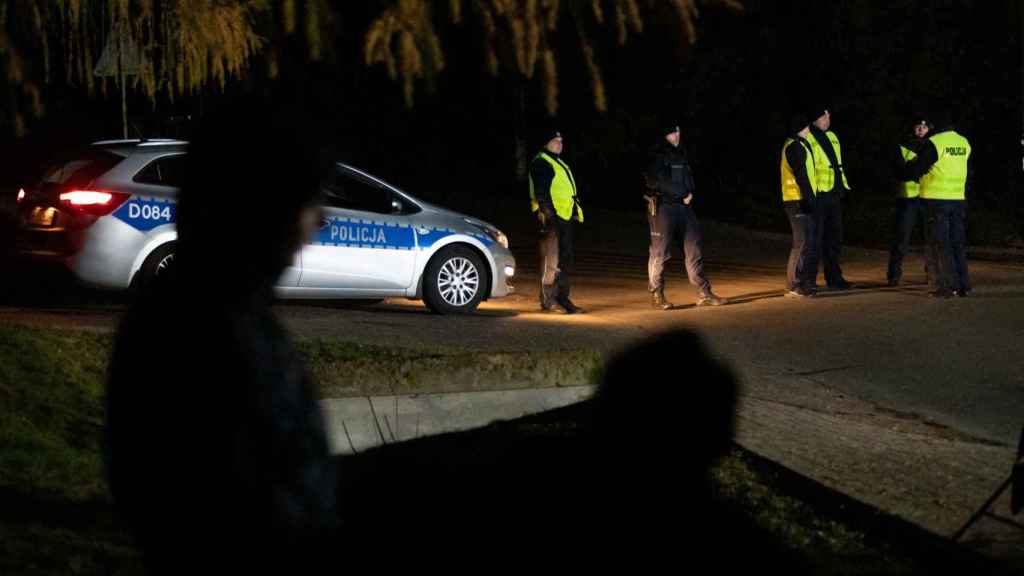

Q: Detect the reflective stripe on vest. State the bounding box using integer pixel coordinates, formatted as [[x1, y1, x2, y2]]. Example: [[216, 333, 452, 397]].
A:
[[919, 131, 970, 200], [809, 130, 850, 193], [900, 145, 920, 199], [781, 137, 817, 202], [529, 152, 584, 222]]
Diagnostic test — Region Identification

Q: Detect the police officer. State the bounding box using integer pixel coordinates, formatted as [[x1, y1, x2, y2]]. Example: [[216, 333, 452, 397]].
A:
[[805, 106, 854, 290], [905, 110, 972, 298], [887, 117, 931, 286], [529, 126, 584, 313], [643, 123, 725, 309], [781, 115, 819, 297]]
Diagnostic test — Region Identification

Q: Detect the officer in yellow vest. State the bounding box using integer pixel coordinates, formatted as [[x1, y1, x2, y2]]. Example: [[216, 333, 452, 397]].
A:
[[529, 126, 584, 313], [887, 117, 932, 286], [806, 106, 854, 290], [905, 110, 972, 297], [780, 115, 819, 297]]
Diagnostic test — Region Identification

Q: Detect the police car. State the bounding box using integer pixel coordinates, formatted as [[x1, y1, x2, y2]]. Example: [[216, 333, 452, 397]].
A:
[[14, 139, 515, 314]]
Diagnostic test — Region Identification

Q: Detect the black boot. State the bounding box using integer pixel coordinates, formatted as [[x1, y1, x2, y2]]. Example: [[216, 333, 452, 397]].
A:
[[557, 297, 583, 314], [651, 289, 672, 310]]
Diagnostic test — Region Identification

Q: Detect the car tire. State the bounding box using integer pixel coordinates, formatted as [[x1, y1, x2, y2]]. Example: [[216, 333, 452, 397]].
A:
[[135, 243, 176, 293], [422, 245, 487, 314]]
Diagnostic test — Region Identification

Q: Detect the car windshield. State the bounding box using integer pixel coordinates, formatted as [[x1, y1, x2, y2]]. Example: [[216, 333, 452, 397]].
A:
[[38, 149, 124, 189]]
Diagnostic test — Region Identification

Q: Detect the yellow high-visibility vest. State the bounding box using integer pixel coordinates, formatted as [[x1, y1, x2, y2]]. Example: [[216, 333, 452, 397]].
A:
[[529, 151, 584, 222], [919, 131, 970, 201], [781, 137, 818, 202], [808, 130, 850, 192]]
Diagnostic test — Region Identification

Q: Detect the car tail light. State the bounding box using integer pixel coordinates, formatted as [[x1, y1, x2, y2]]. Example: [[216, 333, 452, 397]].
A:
[[59, 190, 130, 216], [17, 188, 25, 203]]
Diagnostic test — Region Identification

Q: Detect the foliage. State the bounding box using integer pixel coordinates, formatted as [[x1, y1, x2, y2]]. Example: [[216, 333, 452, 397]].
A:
[[365, 0, 743, 114], [0, 0, 332, 135], [0, 0, 743, 135]]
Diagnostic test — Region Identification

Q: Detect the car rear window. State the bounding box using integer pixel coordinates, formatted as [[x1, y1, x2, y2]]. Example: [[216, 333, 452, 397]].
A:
[[134, 154, 186, 187], [38, 149, 125, 189]]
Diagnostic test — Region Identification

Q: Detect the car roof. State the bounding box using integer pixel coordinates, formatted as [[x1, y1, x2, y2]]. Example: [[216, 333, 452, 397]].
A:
[[90, 139, 188, 156]]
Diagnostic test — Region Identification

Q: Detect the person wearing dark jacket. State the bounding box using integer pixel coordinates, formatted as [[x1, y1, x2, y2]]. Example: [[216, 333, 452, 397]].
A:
[[781, 116, 819, 297], [887, 117, 931, 286], [104, 104, 338, 573], [904, 110, 973, 297], [643, 123, 726, 309], [529, 126, 584, 313]]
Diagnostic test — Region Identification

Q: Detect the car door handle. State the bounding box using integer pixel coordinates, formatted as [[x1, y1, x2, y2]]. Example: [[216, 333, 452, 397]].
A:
[[320, 218, 330, 229]]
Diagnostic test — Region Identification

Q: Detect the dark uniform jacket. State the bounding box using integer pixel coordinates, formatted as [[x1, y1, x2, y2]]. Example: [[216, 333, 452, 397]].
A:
[[645, 141, 695, 203]]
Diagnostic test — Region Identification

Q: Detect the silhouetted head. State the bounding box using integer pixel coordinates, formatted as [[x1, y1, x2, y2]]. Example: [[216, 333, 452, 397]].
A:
[[177, 100, 326, 293], [592, 329, 738, 469]]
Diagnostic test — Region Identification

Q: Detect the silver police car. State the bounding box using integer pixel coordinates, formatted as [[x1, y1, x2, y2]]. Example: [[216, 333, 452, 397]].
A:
[[14, 139, 515, 314]]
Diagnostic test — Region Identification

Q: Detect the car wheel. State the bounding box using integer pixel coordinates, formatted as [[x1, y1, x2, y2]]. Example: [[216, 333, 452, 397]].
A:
[[422, 245, 487, 314], [136, 243, 176, 292]]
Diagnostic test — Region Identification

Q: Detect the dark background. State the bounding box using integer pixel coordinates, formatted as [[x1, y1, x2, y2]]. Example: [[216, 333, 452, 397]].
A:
[[2, 0, 1021, 247]]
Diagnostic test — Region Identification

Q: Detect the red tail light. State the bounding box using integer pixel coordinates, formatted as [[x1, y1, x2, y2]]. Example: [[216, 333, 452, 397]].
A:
[[59, 190, 130, 216]]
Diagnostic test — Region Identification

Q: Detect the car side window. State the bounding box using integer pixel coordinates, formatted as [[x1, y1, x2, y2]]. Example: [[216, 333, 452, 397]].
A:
[[134, 155, 186, 187], [322, 169, 394, 214]]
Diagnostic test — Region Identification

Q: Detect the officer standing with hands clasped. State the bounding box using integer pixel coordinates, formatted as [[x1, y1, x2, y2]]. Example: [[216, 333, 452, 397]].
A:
[[781, 115, 819, 297], [806, 105, 854, 290], [887, 116, 931, 286], [529, 125, 584, 314], [643, 122, 726, 309]]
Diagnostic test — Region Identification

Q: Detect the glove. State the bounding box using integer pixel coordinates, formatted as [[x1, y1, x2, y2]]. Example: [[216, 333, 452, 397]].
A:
[[683, 193, 693, 206], [538, 209, 554, 233]]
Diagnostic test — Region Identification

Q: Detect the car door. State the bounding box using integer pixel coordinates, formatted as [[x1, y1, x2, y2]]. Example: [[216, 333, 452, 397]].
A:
[[298, 165, 417, 292], [128, 154, 302, 287]]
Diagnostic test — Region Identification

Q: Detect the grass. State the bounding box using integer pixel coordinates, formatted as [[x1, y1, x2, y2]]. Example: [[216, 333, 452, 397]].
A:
[[302, 338, 604, 396], [0, 321, 1010, 574]]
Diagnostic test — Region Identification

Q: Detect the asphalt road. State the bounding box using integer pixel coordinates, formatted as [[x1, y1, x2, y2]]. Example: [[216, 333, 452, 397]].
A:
[[2, 215, 1022, 448]]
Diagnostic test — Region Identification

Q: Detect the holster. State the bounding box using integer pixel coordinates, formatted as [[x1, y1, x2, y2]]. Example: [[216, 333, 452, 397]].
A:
[[644, 194, 658, 217]]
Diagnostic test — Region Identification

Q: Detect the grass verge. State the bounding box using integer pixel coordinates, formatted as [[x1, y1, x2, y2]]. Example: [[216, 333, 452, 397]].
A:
[[0, 322, 1010, 574]]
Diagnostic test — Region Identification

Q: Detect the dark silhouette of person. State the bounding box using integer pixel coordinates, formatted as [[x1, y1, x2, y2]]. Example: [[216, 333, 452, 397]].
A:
[[104, 102, 337, 573], [336, 329, 800, 569]]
